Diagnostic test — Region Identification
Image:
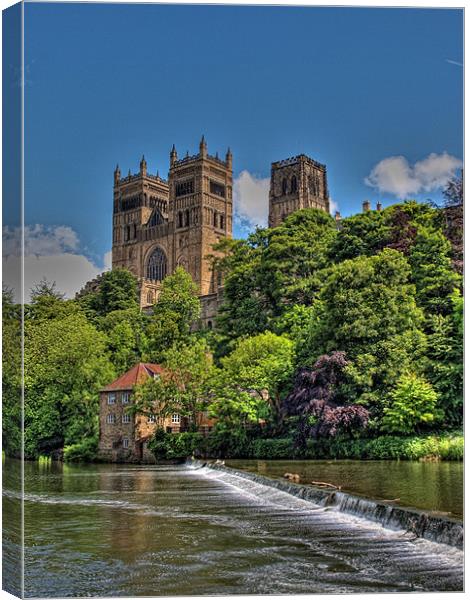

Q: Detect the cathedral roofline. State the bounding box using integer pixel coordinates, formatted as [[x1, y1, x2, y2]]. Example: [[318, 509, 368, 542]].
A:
[[272, 154, 327, 171]]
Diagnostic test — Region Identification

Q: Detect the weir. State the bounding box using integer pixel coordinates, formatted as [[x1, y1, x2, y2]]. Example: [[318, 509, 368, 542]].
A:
[[193, 460, 464, 550]]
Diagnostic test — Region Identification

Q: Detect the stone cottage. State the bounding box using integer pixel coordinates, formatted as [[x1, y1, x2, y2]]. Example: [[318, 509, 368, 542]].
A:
[[97, 362, 214, 463]]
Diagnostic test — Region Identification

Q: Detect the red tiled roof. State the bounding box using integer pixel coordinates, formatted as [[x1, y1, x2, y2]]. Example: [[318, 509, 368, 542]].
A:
[[101, 363, 164, 392]]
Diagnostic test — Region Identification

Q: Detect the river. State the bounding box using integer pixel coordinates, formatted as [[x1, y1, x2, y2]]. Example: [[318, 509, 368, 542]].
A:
[[2, 459, 464, 596]]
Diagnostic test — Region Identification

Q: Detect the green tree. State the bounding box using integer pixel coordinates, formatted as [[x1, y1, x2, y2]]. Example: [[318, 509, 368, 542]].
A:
[[146, 267, 200, 361], [308, 249, 426, 414], [329, 209, 390, 262], [408, 227, 461, 316], [99, 307, 147, 373], [211, 332, 294, 429], [2, 288, 22, 456], [212, 231, 270, 345], [381, 374, 440, 435], [133, 339, 213, 428], [131, 376, 179, 428], [24, 309, 114, 457], [424, 289, 463, 427], [78, 268, 140, 319], [258, 209, 337, 314], [162, 339, 214, 426], [215, 210, 336, 350]]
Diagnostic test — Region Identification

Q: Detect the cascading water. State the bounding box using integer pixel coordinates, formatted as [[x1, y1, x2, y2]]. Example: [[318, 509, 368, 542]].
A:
[[199, 460, 463, 549]]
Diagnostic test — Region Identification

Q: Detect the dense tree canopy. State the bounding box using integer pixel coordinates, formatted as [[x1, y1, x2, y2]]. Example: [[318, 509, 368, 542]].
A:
[[4, 183, 463, 461]]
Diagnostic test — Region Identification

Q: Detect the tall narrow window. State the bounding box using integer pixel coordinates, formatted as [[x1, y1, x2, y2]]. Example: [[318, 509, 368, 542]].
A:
[[122, 414, 131, 424], [121, 392, 130, 404], [178, 212, 183, 228], [122, 438, 129, 449], [106, 414, 116, 424], [107, 393, 116, 405], [185, 210, 190, 227], [146, 247, 167, 281], [291, 176, 297, 193], [147, 290, 154, 305], [282, 178, 288, 195]]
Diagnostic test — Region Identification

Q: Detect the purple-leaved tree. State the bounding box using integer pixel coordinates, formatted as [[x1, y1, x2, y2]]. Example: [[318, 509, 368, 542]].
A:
[[283, 351, 369, 447]]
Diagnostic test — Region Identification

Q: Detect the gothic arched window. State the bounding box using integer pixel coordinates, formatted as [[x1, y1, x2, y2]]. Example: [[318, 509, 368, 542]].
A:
[[185, 210, 190, 227], [147, 290, 154, 305], [148, 209, 164, 227], [291, 176, 297, 193], [282, 178, 288, 195], [146, 247, 167, 281], [178, 212, 183, 228]]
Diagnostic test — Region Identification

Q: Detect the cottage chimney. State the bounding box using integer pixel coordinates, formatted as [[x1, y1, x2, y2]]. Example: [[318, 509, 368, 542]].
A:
[[362, 200, 371, 212], [376, 201, 382, 211]]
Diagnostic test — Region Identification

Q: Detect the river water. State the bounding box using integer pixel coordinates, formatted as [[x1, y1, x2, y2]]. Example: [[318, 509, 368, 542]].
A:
[[3, 459, 464, 596]]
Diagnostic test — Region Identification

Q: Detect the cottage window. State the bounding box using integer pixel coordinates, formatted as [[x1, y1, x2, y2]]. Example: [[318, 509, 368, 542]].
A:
[[107, 393, 116, 405], [122, 414, 131, 424], [121, 392, 130, 404], [106, 414, 116, 424], [172, 413, 181, 424], [122, 438, 129, 449], [148, 415, 156, 423]]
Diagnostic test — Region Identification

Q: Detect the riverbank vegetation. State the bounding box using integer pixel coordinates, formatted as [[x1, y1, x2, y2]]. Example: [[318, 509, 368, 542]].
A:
[[3, 177, 463, 461]]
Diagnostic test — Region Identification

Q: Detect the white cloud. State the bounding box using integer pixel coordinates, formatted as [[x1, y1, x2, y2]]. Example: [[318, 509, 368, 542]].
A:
[[233, 170, 270, 230], [2, 225, 111, 302], [329, 198, 340, 215], [365, 152, 462, 199]]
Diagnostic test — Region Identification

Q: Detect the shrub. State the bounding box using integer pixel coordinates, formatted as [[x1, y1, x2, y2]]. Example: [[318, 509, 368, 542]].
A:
[[382, 374, 440, 435], [148, 429, 203, 460], [204, 427, 252, 459], [298, 432, 463, 461], [63, 437, 98, 462], [250, 438, 295, 459]]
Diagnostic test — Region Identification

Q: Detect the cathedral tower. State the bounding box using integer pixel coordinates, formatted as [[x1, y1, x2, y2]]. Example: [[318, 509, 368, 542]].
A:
[[112, 156, 170, 283], [168, 137, 233, 295], [111, 139, 232, 314], [268, 154, 329, 227]]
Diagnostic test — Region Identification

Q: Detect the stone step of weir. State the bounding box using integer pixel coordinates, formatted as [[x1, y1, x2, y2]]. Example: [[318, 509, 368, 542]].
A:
[[187, 459, 463, 550]]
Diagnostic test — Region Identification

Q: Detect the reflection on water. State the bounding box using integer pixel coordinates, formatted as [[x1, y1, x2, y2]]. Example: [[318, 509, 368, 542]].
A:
[[227, 459, 464, 519], [2, 459, 464, 597]]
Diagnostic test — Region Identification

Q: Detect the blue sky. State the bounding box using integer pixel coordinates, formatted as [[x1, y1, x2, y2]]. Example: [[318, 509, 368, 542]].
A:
[[4, 3, 463, 297]]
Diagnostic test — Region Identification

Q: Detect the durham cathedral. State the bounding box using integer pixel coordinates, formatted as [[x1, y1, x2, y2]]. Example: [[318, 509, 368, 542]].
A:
[[109, 137, 330, 326]]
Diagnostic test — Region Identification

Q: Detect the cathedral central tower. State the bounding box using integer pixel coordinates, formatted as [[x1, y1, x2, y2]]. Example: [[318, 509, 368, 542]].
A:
[[268, 154, 329, 227]]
